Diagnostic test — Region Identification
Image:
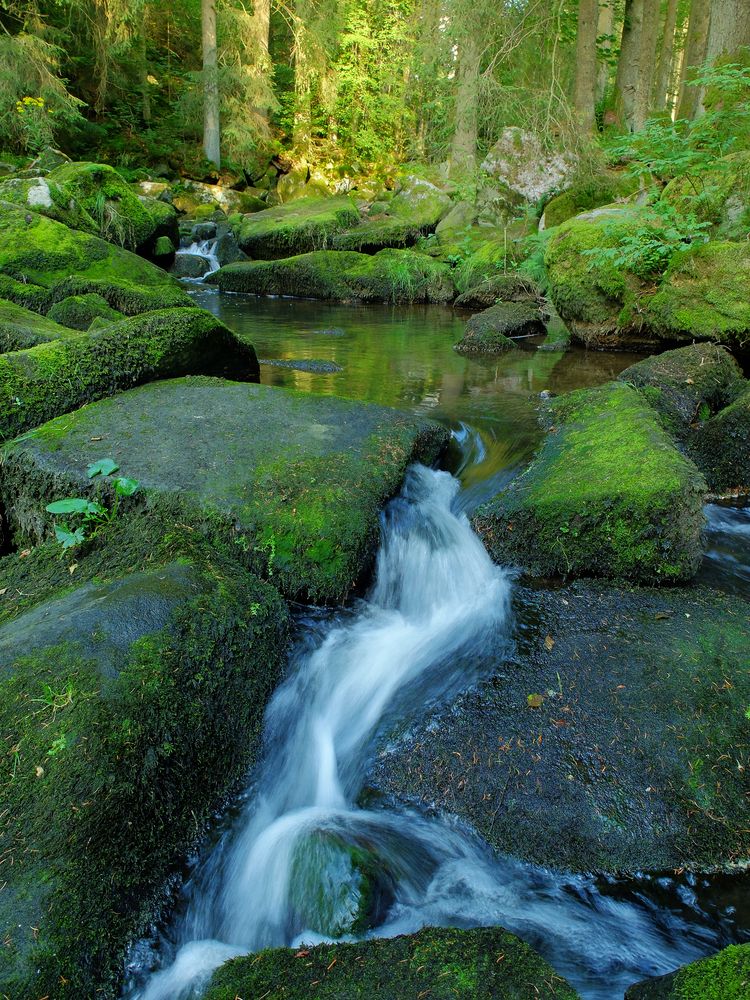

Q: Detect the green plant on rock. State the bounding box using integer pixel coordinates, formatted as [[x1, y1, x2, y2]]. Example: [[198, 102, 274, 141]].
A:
[[45, 458, 139, 550]]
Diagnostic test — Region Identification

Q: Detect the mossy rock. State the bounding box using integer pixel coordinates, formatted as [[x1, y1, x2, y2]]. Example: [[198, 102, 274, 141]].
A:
[[454, 236, 518, 293], [0, 175, 97, 233], [48, 161, 179, 254], [205, 926, 580, 1000], [691, 387, 750, 492], [619, 342, 747, 439], [236, 196, 361, 258], [46, 292, 124, 330], [0, 202, 191, 315], [626, 943, 750, 998], [0, 518, 289, 998], [331, 180, 451, 252], [453, 273, 540, 310], [662, 151, 750, 241], [172, 252, 213, 278], [454, 301, 544, 354], [214, 248, 455, 304], [0, 298, 79, 352], [0, 307, 258, 440], [473, 382, 707, 583], [0, 377, 448, 603], [542, 169, 640, 229], [643, 241, 750, 350]]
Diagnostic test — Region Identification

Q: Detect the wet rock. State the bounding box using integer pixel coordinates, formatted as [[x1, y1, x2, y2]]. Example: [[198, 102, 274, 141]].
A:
[[172, 253, 213, 278], [214, 232, 247, 267], [236, 196, 361, 259], [204, 925, 580, 999], [473, 382, 707, 583], [626, 942, 750, 998], [191, 221, 217, 241], [0, 521, 289, 998], [261, 358, 343, 373], [369, 581, 750, 873], [692, 388, 750, 493], [454, 302, 544, 354], [0, 377, 448, 603]]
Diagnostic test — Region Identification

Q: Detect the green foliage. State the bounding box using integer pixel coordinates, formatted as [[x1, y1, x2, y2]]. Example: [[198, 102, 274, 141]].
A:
[[45, 459, 140, 550]]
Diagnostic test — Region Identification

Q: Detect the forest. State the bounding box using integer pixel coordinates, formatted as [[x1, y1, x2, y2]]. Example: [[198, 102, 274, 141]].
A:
[[0, 2, 749, 1000]]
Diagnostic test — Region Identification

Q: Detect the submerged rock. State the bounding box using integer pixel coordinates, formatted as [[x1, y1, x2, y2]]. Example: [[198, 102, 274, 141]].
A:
[[0, 520, 290, 998], [214, 248, 455, 304], [0, 377, 448, 603], [454, 301, 544, 354], [236, 196, 361, 258], [473, 382, 706, 583], [204, 925, 580, 999], [369, 581, 750, 873], [261, 358, 343, 373], [626, 942, 750, 998]]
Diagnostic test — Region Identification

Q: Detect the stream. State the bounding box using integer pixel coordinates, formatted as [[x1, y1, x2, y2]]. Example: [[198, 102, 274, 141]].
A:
[[125, 292, 749, 999]]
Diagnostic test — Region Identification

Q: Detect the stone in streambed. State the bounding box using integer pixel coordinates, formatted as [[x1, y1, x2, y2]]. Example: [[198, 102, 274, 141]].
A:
[[626, 942, 750, 998], [453, 273, 540, 311], [171, 252, 213, 278], [454, 301, 544, 354], [236, 195, 361, 259], [204, 926, 580, 1000], [0, 377, 448, 603], [46, 292, 124, 330]]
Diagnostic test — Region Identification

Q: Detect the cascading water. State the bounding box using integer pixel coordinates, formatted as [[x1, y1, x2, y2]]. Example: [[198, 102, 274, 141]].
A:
[[175, 239, 221, 278], [126, 466, 741, 1000]]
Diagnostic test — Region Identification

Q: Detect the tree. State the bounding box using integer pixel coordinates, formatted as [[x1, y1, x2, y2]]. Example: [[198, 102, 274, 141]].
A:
[[705, 0, 750, 62], [654, 0, 680, 111], [202, 0, 220, 167], [613, 0, 659, 130], [596, 0, 616, 100], [676, 0, 710, 119], [573, 0, 598, 130], [450, 32, 481, 175]]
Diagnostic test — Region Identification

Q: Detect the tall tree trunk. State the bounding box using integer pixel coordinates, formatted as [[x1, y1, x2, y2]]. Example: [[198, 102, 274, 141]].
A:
[[632, 0, 659, 128], [705, 0, 750, 60], [613, 0, 644, 130], [138, 24, 151, 125], [574, 0, 598, 129], [676, 0, 710, 120], [596, 0, 615, 100], [292, 15, 312, 154], [654, 0, 679, 110], [202, 0, 220, 168], [253, 0, 272, 123], [450, 35, 480, 177]]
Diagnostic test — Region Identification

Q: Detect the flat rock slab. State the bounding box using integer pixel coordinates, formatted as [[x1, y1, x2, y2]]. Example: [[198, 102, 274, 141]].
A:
[[368, 581, 750, 873], [0, 377, 448, 603], [205, 926, 580, 1000]]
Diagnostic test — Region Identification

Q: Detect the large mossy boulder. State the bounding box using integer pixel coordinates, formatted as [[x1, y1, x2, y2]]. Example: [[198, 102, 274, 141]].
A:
[[0, 175, 97, 233], [0, 298, 79, 352], [626, 943, 750, 999], [453, 273, 540, 311], [46, 292, 124, 330], [454, 301, 544, 354], [0, 377, 448, 603], [47, 161, 179, 255], [662, 150, 750, 241], [473, 382, 707, 583], [236, 196, 361, 258], [0, 307, 258, 439], [214, 248, 455, 304], [332, 178, 451, 252], [0, 203, 191, 315], [0, 517, 290, 998], [205, 926, 580, 1000], [541, 169, 640, 230]]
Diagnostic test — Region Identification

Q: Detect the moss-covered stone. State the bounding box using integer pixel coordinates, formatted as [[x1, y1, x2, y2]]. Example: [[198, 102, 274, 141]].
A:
[[0, 202, 191, 315], [331, 180, 451, 252], [643, 241, 750, 350], [542, 169, 640, 229], [0, 175, 97, 233], [626, 943, 750, 998], [453, 273, 540, 310], [236, 196, 361, 258], [454, 301, 544, 354], [691, 388, 750, 492], [205, 926, 580, 1000], [0, 517, 289, 998], [454, 237, 516, 293], [473, 382, 707, 583], [662, 151, 750, 242], [0, 377, 448, 603], [0, 307, 258, 439], [46, 292, 124, 330], [0, 298, 79, 352], [214, 248, 455, 304]]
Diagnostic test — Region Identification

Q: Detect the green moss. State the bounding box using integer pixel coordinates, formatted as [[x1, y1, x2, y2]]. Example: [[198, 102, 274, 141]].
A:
[[453, 273, 541, 310], [0, 307, 258, 440], [662, 151, 750, 241], [204, 926, 580, 1000], [331, 183, 450, 252], [0, 175, 98, 232], [454, 301, 543, 354], [455, 237, 513, 293], [215, 248, 455, 304], [543, 169, 639, 229], [691, 387, 750, 491], [627, 943, 750, 999], [0, 297, 79, 352], [237, 196, 361, 258], [473, 382, 707, 583], [47, 292, 124, 330]]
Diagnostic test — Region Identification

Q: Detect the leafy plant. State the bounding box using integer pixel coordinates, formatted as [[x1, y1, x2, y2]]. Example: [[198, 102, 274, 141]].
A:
[[45, 458, 139, 550]]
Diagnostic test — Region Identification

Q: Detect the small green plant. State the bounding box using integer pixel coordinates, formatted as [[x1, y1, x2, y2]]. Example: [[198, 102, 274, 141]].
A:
[[45, 458, 139, 550], [14, 95, 55, 153], [47, 734, 69, 757]]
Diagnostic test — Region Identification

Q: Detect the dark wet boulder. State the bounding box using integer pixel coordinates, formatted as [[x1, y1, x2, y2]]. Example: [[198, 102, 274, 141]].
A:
[[473, 382, 707, 583], [46, 292, 124, 331], [625, 942, 750, 998], [214, 248, 455, 304], [236, 196, 361, 258], [454, 301, 544, 354], [191, 221, 217, 240], [214, 231, 247, 267], [0, 519, 289, 998], [0, 377, 448, 603], [0, 298, 79, 352], [205, 926, 580, 1000], [261, 358, 343, 374], [369, 581, 750, 873], [453, 273, 540, 311], [171, 252, 213, 278], [0, 308, 258, 439], [691, 388, 750, 493]]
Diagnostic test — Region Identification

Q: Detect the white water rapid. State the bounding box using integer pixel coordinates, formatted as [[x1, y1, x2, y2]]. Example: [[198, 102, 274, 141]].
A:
[[176, 238, 221, 278], [127, 466, 732, 1000]]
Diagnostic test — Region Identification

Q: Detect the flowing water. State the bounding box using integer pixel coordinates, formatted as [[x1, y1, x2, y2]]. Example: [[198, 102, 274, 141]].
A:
[[124, 293, 749, 999]]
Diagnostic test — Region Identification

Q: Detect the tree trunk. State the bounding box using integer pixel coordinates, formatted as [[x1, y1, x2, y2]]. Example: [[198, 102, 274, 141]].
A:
[[202, 0, 220, 168], [632, 0, 659, 129], [138, 24, 151, 125], [705, 0, 750, 61], [596, 0, 615, 100], [450, 34, 480, 177], [574, 0, 598, 129], [676, 0, 710, 120], [613, 0, 644, 130], [253, 0, 272, 122], [654, 0, 679, 110]]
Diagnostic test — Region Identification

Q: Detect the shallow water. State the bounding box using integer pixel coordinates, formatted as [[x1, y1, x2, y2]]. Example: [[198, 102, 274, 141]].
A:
[[124, 292, 749, 998]]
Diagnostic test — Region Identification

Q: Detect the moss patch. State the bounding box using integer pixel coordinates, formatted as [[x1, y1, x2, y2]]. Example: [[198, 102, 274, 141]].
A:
[[0, 298, 79, 352], [473, 382, 707, 583], [691, 388, 750, 492], [542, 169, 639, 229], [626, 943, 750, 998], [454, 301, 544, 354], [205, 926, 580, 1000], [331, 182, 450, 252], [662, 151, 750, 242], [46, 292, 124, 330], [237, 196, 361, 258], [0, 175, 97, 233], [453, 273, 541, 310]]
